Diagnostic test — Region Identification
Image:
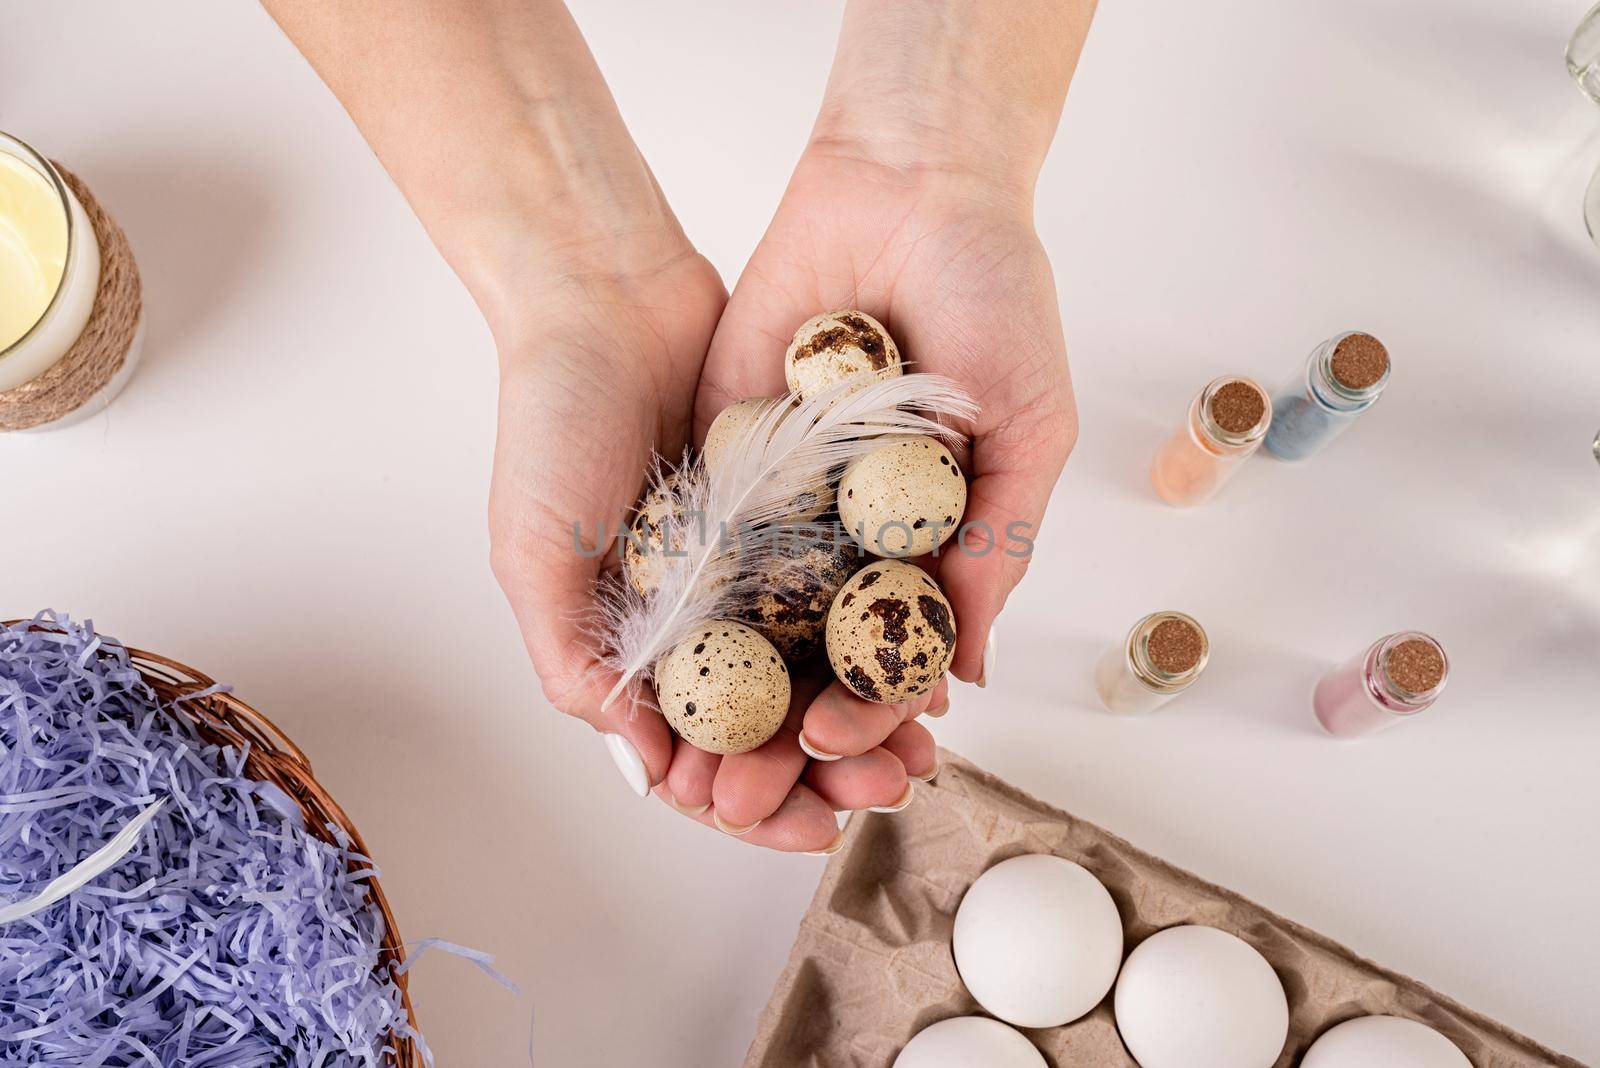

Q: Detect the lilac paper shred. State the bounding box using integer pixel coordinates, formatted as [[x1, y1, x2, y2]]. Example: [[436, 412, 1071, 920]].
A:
[[0, 614, 431, 1066]]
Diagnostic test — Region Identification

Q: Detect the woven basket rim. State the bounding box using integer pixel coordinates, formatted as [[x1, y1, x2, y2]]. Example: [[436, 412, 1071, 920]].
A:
[[3, 620, 424, 1065]]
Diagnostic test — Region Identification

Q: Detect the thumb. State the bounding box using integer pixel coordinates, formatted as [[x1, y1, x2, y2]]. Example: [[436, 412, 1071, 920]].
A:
[[490, 521, 675, 801], [934, 404, 1077, 684]]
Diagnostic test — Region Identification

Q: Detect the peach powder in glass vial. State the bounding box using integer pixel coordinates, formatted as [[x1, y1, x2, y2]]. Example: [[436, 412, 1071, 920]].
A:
[[1313, 631, 1448, 737], [1095, 611, 1209, 715], [1150, 377, 1271, 507]]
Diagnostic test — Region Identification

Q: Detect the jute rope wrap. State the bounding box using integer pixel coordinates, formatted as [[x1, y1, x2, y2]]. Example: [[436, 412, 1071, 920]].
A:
[[0, 165, 142, 432]]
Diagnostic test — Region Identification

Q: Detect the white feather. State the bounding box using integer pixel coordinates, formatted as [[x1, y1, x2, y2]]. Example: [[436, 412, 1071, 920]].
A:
[[598, 372, 978, 710]]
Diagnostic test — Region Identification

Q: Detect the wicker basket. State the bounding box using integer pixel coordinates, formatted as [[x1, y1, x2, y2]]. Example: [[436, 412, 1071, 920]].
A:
[[10, 623, 424, 1065]]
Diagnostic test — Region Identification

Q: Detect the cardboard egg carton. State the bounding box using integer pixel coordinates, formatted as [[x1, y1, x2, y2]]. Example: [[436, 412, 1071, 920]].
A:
[[744, 751, 1583, 1068]]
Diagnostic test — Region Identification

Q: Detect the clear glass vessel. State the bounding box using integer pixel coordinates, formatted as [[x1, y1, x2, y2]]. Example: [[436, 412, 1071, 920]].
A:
[[1569, 3, 1600, 105], [0, 131, 99, 393], [1586, 164, 1600, 248], [1095, 611, 1209, 715], [1264, 332, 1389, 461], [1569, 4, 1600, 247], [1150, 376, 1270, 507], [1313, 631, 1448, 737]]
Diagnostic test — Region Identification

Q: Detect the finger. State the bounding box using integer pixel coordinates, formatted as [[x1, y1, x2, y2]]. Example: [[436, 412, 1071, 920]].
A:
[[492, 517, 673, 799], [700, 667, 827, 829], [878, 720, 938, 781], [710, 726, 808, 832], [797, 677, 938, 761], [937, 402, 1077, 684], [496, 549, 674, 796], [695, 292, 794, 443], [804, 747, 914, 812], [739, 784, 845, 853], [648, 666, 823, 829], [661, 736, 720, 816], [676, 782, 844, 853]]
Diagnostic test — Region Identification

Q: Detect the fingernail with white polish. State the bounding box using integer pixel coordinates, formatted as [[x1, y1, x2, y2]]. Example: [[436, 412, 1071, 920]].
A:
[[805, 832, 845, 856], [977, 626, 998, 689], [603, 733, 650, 798], [713, 810, 761, 836], [923, 700, 950, 718], [911, 763, 939, 783], [798, 732, 843, 762], [868, 782, 916, 814]]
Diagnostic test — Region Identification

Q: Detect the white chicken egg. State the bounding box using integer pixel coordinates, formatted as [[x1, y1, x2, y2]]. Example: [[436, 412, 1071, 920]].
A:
[[892, 1016, 1046, 1068], [1301, 1015, 1471, 1068], [1113, 925, 1288, 1068], [952, 854, 1124, 1028]]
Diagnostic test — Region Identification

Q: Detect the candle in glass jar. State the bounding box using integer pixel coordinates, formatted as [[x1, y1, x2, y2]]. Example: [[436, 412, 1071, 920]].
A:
[[0, 132, 100, 393]]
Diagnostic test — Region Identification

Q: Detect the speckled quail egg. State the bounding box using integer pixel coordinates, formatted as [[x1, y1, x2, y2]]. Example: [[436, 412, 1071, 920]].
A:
[[702, 397, 833, 521], [737, 532, 862, 663], [703, 397, 783, 472], [654, 622, 791, 755], [838, 435, 967, 557], [622, 474, 686, 599], [826, 560, 956, 703], [784, 310, 903, 399]]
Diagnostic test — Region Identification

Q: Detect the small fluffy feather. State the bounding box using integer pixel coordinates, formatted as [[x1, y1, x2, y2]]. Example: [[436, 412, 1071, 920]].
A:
[[599, 372, 978, 708]]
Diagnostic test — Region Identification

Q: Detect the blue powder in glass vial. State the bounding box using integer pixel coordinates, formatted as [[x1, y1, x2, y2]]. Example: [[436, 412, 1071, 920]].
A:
[[1264, 333, 1389, 461]]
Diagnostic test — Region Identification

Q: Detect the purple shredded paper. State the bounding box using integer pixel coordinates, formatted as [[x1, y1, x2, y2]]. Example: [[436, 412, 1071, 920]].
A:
[[0, 614, 427, 1066]]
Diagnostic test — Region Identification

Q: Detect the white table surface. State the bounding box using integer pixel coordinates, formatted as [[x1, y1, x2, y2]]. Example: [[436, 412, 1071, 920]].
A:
[[6, 1, 1600, 1064]]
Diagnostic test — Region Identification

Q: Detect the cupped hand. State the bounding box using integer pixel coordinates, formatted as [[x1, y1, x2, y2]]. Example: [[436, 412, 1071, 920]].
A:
[[486, 237, 932, 855], [683, 145, 1079, 843], [486, 240, 727, 818]]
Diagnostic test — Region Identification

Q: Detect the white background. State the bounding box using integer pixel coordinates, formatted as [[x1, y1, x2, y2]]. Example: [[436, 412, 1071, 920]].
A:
[[5, 1, 1600, 1064]]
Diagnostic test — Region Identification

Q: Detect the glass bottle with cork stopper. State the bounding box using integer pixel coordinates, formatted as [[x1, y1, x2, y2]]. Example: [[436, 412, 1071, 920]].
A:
[[1313, 631, 1448, 737], [1095, 611, 1210, 715], [1150, 377, 1271, 507], [1264, 332, 1390, 461]]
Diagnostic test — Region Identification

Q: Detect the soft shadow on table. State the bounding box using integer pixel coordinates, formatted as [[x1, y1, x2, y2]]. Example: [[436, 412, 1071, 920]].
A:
[[69, 156, 273, 370], [997, 621, 1105, 713], [1199, 636, 1331, 737], [1074, 397, 1172, 511], [1338, 0, 1571, 120]]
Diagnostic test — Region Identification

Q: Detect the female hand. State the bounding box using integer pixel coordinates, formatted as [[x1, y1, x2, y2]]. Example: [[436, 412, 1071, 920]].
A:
[[489, 246, 921, 856], [681, 0, 1092, 844], [486, 241, 724, 814], [263, 0, 853, 846], [267, 0, 1092, 854]]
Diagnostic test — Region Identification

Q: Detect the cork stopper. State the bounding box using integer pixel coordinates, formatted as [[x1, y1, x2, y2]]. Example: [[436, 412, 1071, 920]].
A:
[[1330, 333, 1389, 391], [1384, 638, 1445, 696], [1208, 380, 1267, 436], [1147, 618, 1204, 675]]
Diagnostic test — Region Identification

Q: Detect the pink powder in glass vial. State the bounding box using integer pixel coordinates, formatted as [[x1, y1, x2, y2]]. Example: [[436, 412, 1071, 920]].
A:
[[1314, 632, 1448, 737]]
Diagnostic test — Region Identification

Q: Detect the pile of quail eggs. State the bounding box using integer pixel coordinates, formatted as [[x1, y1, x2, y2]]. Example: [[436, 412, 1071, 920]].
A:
[[625, 310, 968, 755]]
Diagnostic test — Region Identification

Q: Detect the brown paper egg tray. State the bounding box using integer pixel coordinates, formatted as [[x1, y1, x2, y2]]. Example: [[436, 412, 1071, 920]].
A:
[[743, 750, 1584, 1068]]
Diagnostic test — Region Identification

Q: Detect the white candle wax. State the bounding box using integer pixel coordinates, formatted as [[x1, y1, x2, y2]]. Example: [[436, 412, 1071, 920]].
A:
[[0, 134, 100, 393]]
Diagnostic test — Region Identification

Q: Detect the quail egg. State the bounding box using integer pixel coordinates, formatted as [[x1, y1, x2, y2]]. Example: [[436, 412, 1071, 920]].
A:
[[737, 531, 862, 663], [784, 310, 903, 399], [702, 397, 833, 521], [838, 435, 966, 557], [825, 560, 955, 703], [703, 398, 783, 473], [622, 474, 686, 599], [654, 622, 790, 755]]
